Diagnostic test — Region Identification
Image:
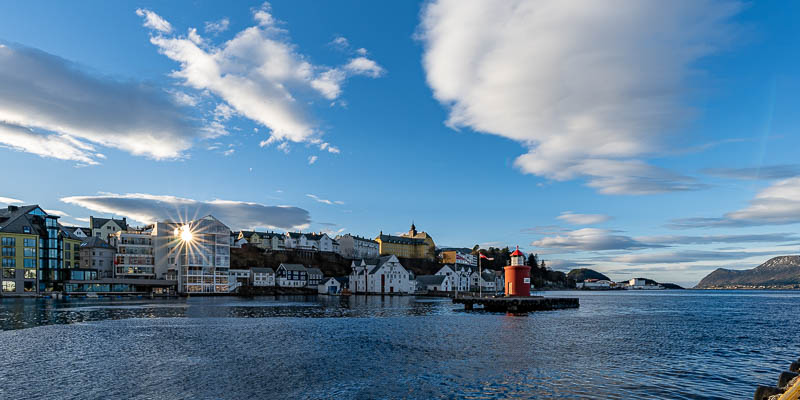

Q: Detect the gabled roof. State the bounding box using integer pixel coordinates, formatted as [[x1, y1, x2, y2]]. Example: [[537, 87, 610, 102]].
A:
[[305, 233, 329, 241], [320, 277, 339, 285], [90, 216, 128, 230], [252, 267, 275, 274], [63, 226, 92, 237], [416, 275, 446, 285], [239, 230, 257, 239], [306, 267, 323, 276], [80, 237, 115, 250], [334, 276, 349, 285], [286, 232, 305, 239], [0, 205, 42, 233], [279, 263, 307, 272], [351, 259, 366, 267]]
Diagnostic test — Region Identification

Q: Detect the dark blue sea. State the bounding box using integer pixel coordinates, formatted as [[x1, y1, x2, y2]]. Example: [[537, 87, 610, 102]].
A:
[[1, 290, 798, 399]]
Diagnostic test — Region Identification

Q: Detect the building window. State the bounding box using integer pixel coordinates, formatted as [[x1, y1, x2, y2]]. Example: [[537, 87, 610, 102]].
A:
[[3, 269, 15, 279], [1, 247, 14, 257], [23, 248, 35, 257], [2, 281, 15, 292], [1, 237, 15, 246], [1, 258, 14, 268], [24, 269, 36, 279], [23, 259, 35, 268], [23, 238, 35, 247], [23, 226, 31, 233]]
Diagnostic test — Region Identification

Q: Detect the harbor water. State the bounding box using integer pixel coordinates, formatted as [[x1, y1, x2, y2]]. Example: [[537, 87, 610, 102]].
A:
[[1, 290, 799, 399]]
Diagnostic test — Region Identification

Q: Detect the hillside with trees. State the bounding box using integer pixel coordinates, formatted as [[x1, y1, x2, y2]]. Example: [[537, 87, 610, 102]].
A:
[[567, 268, 611, 282]]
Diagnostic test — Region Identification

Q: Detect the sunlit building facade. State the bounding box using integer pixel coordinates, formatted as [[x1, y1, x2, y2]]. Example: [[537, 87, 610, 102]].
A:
[[164, 216, 231, 294]]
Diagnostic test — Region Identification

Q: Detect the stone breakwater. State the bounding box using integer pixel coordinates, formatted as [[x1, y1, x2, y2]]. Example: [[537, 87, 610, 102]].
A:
[[754, 357, 800, 400]]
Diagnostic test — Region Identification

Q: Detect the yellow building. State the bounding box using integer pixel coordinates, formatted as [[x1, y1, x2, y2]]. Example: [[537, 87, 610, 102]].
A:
[[375, 223, 436, 261], [0, 205, 83, 296]]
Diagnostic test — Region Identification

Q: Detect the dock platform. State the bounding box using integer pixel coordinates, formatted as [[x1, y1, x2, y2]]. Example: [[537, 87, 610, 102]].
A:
[[453, 295, 579, 312]]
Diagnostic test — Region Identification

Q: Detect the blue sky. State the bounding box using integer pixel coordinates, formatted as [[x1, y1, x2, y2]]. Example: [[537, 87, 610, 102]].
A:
[[2, 0, 800, 286]]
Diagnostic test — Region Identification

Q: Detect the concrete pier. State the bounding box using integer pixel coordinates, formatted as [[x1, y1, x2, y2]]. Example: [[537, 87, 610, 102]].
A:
[[453, 295, 579, 312]]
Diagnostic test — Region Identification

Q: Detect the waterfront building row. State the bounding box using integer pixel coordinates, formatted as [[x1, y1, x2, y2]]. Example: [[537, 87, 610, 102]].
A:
[[233, 223, 436, 262], [1, 205, 231, 297]]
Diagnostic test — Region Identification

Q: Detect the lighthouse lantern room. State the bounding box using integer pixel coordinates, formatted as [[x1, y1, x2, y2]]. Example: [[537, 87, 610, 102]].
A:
[[504, 246, 531, 297]]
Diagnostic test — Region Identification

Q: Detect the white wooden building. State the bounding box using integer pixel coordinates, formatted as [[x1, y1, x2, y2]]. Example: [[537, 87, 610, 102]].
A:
[[251, 268, 275, 286], [349, 255, 413, 294]]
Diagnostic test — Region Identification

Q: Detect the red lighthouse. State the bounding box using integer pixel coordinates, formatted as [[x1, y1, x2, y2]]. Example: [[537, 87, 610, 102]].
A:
[[504, 246, 531, 297]]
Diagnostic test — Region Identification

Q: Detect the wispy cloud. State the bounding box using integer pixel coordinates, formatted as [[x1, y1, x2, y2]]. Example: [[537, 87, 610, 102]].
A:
[[305, 194, 344, 205], [0, 196, 23, 204], [636, 233, 800, 245], [556, 212, 611, 225], [669, 177, 800, 228], [418, 0, 741, 194], [610, 250, 778, 264], [701, 164, 800, 180], [136, 8, 173, 33], [204, 18, 230, 35], [61, 193, 310, 230], [307, 155, 318, 165]]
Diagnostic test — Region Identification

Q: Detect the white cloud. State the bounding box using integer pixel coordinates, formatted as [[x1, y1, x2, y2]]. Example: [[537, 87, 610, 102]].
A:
[[0, 196, 23, 204], [330, 36, 349, 48], [223, 149, 235, 156], [308, 155, 318, 165], [170, 90, 200, 106], [356, 48, 367, 56], [556, 212, 611, 225], [671, 177, 800, 228], [532, 228, 656, 251], [44, 209, 70, 217], [136, 8, 173, 33], [142, 3, 384, 151], [418, 0, 740, 194], [344, 57, 385, 78], [305, 194, 343, 205], [213, 103, 237, 121], [0, 122, 102, 165], [61, 193, 310, 230], [0, 44, 199, 163], [205, 18, 230, 35], [75, 217, 90, 223]]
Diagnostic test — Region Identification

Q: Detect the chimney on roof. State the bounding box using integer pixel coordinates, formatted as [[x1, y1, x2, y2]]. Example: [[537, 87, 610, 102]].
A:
[[7, 205, 18, 212]]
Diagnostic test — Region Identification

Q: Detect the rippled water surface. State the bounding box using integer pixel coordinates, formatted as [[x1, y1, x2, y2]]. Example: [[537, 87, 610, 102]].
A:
[[1, 290, 799, 399]]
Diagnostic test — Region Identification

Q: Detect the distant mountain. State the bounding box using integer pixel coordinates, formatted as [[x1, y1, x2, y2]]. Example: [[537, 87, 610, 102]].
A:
[[696, 256, 800, 288], [567, 268, 610, 282]]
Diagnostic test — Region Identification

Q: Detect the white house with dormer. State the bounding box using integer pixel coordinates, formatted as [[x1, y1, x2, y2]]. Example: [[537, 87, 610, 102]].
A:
[[349, 255, 412, 294]]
